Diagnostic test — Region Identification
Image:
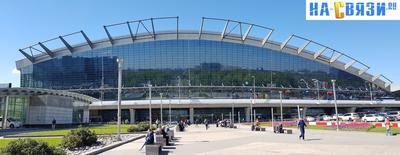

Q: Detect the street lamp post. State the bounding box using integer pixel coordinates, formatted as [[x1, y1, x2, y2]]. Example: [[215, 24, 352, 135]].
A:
[[169, 97, 172, 126], [149, 84, 152, 128], [160, 93, 163, 126], [231, 92, 234, 125], [116, 58, 123, 141], [297, 105, 301, 119], [332, 80, 339, 131], [279, 90, 283, 123], [251, 76, 255, 124], [178, 76, 181, 104]]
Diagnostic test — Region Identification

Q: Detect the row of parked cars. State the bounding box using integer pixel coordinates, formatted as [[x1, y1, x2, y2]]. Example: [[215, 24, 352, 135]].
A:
[[305, 111, 400, 122]]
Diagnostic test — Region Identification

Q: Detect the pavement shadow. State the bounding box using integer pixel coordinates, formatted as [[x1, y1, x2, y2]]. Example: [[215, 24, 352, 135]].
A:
[[305, 138, 322, 141], [160, 150, 170, 155]]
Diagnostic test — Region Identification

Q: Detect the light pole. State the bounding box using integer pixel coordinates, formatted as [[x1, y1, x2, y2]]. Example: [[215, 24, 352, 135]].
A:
[[312, 79, 320, 103], [116, 58, 123, 141], [332, 80, 339, 131], [2, 96, 9, 129], [231, 92, 234, 125], [169, 96, 172, 126], [271, 107, 274, 130], [297, 105, 301, 120], [148, 84, 152, 128], [279, 90, 283, 123], [178, 76, 181, 104], [251, 76, 255, 124], [160, 93, 163, 126]]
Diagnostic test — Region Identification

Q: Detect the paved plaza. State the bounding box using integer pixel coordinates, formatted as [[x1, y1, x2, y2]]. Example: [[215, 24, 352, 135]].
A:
[[101, 125, 400, 155]]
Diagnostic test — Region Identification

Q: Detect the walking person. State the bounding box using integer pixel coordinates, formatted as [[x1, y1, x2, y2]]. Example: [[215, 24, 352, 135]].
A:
[[155, 119, 160, 128], [52, 118, 56, 130], [204, 119, 209, 130], [298, 118, 307, 140], [385, 118, 392, 136]]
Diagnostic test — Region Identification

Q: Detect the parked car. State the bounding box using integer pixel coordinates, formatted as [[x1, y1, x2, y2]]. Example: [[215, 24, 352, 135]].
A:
[[361, 114, 385, 122], [386, 111, 400, 121], [342, 113, 360, 121], [332, 114, 344, 120], [322, 115, 332, 121], [377, 113, 394, 121], [305, 116, 315, 122], [314, 113, 327, 121], [0, 117, 21, 128]]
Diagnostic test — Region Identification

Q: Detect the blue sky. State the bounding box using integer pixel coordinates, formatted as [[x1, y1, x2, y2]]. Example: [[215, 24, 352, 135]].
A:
[[0, 0, 399, 87]]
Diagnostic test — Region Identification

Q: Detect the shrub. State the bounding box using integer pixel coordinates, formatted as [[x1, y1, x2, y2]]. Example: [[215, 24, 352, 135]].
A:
[[1, 138, 64, 155], [61, 128, 98, 150], [127, 125, 141, 132], [127, 123, 156, 133]]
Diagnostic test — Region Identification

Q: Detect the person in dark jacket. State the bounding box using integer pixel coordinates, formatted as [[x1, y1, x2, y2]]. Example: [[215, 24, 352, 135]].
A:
[[298, 118, 307, 140], [139, 129, 155, 150], [161, 126, 170, 145], [52, 118, 56, 130]]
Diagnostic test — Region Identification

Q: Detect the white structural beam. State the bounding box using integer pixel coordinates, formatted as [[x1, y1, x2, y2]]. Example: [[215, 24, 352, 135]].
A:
[[280, 35, 293, 50], [330, 53, 342, 63], [221, 20, 229, 40], [344, 60, 356, 70], [297, 41, 311, 54], [358, 68, 369, 75], [372, 74, 382, 82], [242, 24, 253, 41], [314, 47, 327, 59], [261, 31, 273, 47]]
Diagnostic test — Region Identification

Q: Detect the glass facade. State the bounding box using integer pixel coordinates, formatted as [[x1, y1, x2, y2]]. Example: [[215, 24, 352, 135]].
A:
[[0, 97, 28, 123], [20, 39, 387, 100]]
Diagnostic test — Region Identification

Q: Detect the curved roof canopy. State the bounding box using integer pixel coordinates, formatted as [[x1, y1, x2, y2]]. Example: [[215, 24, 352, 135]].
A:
[[0, 88, 99, 103], [16, 17, 398, 92]]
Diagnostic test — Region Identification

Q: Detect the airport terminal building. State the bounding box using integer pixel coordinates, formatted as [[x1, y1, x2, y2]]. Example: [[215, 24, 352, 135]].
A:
[[9, 17, 400, 125]]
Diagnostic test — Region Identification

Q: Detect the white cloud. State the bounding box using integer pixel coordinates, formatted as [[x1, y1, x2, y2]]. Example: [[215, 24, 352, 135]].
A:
[[12, 67, 20, 75]]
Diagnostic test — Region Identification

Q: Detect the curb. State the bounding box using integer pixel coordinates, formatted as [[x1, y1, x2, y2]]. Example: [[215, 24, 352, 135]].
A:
[[83, 135, 145, 155], [3, 132, 145, 139]]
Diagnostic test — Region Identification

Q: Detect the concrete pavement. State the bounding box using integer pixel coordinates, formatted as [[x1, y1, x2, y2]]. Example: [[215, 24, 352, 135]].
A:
[[101, 124, 400, 155]]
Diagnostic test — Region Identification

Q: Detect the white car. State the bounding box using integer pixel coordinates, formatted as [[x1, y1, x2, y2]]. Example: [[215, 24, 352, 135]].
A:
[[362, 114, 385, 122], [332, 114, 344, 120], [0, 117, 22, 128], [305, 116, 315, 122], [322, 115, 332, 121], [342, 113, 360, 121], [386, 111, 400, 121]]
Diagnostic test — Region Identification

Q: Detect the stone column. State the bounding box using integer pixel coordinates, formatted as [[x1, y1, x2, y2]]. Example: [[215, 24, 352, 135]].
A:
[[129, 109, 135, 124], [245, 107, 250, 122], [349, 107, 357, 113], [302, 107, 307, 118], [83, 109, 89, 124], [189, 108, 194, 123]]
